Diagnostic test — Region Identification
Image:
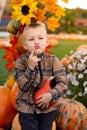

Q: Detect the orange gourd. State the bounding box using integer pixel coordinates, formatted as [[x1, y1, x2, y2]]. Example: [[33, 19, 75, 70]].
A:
[[61, 56, 74, 66], [0, 86, 17, 127], [10, 82, 18, 110], [11, 113, 56, 130], [34, 79, 55, 108]]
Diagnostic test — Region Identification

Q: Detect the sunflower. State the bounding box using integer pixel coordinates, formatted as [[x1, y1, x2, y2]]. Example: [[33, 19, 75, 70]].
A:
[[11, 0, 38, 25]]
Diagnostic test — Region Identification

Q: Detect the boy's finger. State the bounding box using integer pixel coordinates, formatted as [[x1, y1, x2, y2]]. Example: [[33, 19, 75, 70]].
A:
[[38, 58, 41, 62], [30, 49, 35, 56]]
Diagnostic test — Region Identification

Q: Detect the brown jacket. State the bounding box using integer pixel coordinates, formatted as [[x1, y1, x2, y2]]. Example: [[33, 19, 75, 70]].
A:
[[14, 52, 68, 114]]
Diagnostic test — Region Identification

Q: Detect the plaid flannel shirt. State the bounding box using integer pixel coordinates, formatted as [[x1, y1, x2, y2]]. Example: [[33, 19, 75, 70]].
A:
[[14, 52, 68, 114]]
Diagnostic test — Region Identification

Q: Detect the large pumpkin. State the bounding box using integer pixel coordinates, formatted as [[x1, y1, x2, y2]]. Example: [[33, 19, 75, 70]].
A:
[[0, 86, 17, 127], [10, 82, 18, 110], [78, 112, 87, 130], [11, 113, 56, 130], [55, 97, 87, 130]]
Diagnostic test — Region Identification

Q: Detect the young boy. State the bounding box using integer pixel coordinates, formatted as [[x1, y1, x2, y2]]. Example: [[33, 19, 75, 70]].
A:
[[14, 22, 68, 130]]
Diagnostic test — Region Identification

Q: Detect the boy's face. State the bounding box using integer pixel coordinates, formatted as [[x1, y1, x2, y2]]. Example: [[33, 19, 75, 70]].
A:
[[23, 26, 48, 55]]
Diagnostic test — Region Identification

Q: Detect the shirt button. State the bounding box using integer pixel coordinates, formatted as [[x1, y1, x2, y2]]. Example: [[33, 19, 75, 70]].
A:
[[53, 99, 56, 102], [33, 105, 36, 108]]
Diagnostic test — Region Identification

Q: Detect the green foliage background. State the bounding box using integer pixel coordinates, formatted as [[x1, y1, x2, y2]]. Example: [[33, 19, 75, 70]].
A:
[[54, 8, 87, 34]]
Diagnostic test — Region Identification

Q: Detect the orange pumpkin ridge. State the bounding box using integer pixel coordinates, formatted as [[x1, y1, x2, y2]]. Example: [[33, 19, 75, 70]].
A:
[[10, 82, 18, 110], [78, 112, 87, 130], [0, 86, 17, 127]]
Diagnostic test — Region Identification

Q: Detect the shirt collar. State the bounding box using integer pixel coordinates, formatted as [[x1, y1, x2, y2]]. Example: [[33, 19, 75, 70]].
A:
[[26, 51, 46, 59]]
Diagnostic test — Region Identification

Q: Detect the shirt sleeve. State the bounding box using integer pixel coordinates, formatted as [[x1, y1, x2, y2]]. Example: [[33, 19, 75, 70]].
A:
[[14, 56, 36, 92], [49, 56, 68, 101]]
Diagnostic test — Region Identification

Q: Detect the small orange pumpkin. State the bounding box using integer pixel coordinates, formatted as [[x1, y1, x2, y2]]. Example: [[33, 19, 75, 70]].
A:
[[0, 128, 5, 130], [34, 79, 55, 108]]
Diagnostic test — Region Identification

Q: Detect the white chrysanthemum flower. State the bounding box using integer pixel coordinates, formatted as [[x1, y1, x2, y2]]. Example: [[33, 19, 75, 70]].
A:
[[72, 62, 77, 67], [78, 48, 87, 55], [83, 81, 87, 87], [67, 73, 73, 80], [66, 90, 72, 95], [77, 63, 86, 70], [80, 59, 86, 64], [84, 87, 87, 92], [65, 48, 87, 98], [73, 53, 81, 59], [82, 50, 87, 55], [84, 55, 87, 61], [78, 74, 84, 79], [68, 64, 73, 69], [78, 92, 83, 97], [71, 80, 79, 86], [83, 69, 87, 74]]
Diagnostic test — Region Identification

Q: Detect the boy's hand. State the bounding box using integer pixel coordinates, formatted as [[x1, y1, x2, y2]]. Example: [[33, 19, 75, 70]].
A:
[[27, 49, 41, 70], [36, 93, 52, 109]]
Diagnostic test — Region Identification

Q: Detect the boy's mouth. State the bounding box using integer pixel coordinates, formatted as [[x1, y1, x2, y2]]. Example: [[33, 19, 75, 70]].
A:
[[35, 46, 40, 49]]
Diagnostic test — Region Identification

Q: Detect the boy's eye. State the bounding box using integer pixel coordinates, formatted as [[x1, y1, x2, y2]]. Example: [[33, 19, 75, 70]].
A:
[[39, 37, 44, 39], [28, 38, 34, 41]]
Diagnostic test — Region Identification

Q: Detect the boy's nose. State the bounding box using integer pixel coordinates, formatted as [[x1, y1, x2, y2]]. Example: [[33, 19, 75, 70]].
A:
[[34, 38, 39, 44]]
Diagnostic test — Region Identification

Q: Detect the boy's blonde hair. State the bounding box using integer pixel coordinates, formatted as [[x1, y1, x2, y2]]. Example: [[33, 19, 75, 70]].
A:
[[23, 22, 47, 38]]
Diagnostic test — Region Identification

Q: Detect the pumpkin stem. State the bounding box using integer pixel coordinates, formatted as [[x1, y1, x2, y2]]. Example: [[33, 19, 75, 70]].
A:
[[71, 95, 77, 101]]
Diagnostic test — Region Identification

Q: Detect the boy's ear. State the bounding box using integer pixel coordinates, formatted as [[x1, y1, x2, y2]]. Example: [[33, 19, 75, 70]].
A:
[[23, 43, 27, 50]]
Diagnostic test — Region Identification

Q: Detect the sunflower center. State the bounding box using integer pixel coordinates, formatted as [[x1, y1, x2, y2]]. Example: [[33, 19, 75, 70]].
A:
[[21, 5, 30, 15]]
